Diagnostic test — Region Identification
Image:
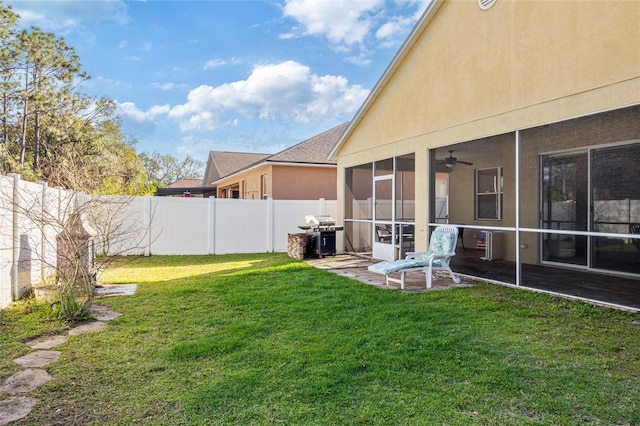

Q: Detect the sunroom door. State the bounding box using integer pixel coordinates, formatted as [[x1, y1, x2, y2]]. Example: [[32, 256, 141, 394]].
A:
[[373, 176, 395, 260]]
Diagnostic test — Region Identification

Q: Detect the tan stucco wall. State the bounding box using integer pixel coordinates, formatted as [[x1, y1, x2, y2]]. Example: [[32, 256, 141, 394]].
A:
[[216, 164, 337, 200], [216, 164, 271, 199], [271, 165, 337, 200], [336, 0, 640, 252]]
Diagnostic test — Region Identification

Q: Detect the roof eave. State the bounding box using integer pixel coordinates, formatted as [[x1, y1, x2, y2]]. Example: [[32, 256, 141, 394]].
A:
[[327, 0, 443, 160]]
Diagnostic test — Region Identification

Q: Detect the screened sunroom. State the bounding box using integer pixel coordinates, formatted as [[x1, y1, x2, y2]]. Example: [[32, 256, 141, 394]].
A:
[[343, 105, 640, 310]]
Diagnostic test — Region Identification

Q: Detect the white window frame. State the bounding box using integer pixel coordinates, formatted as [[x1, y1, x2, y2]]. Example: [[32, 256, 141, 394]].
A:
[[475, 166, 503, 220]]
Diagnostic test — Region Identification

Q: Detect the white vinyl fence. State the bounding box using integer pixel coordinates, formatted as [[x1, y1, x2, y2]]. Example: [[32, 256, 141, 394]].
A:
[[0, 174, 339, 308]]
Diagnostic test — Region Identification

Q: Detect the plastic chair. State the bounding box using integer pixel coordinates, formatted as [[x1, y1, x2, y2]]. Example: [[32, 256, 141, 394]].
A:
[[368, 225, 460, 289]]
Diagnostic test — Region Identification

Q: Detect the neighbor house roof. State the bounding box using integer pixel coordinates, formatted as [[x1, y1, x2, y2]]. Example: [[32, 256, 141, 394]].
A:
[[267, 121, 349, 165], [328, 0, 443, 159], [204, 151, 271, 185], [168, 179, 203, 188], [214, 122, 349, 183]]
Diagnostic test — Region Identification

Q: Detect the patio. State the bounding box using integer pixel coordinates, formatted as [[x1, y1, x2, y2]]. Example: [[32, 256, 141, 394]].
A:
[[305, 254, 473, 293], [307, 253, 640, 312]]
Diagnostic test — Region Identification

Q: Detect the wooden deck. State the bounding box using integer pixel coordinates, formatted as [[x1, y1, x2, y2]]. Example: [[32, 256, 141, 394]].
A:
[[306, 252, 640, 312]]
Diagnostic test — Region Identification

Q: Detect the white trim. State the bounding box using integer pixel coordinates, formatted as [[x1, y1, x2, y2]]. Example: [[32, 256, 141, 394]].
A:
[[214, 161, 336, 185], [515, 130, 521, 286]]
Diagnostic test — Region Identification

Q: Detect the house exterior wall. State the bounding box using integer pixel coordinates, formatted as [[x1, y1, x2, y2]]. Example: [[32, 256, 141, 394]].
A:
[[271, 165, 337, 200], [335, 0, 640, 252], [216, 164, 337, 200], [216, 164, 272, 199]]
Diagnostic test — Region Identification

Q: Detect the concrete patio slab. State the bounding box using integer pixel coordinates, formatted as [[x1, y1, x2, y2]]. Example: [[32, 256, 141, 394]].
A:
[[306, 254, 472, 292], [68, 321, 105, 335], [25, 335, 67, 350], [0, 369, 52, 394], [0, 396, 38, 425], [14, 350, 61, 368]]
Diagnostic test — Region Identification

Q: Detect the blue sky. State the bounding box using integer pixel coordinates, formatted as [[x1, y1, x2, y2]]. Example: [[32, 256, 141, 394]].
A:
[[4, 0, 428, 160]]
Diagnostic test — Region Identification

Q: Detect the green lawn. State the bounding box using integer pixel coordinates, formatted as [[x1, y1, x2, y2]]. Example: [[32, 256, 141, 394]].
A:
[[2, 253, 639, 425]]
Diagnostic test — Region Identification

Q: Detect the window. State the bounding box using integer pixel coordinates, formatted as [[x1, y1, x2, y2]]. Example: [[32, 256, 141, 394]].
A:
[[476, 167, 503, 220], [261, 174, 268, 199]]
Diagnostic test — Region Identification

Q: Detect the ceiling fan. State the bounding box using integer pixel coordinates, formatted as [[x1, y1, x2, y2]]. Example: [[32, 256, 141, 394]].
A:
[[440, 150, 473, 168]]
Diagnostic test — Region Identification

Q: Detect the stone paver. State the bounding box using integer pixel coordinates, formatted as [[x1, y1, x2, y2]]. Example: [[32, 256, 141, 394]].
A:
[[95, 284, 137, 297], [0, 369, 52, 394], [0, 300, 124, 424], [25, 335, 67, 350], [0, 396, 39, 425], [89, 304, 122, 320], [14, 350, 61, 368], [89, 304, 109, 311], [93, 310, 122, 321], [68, 321, 105, 335]]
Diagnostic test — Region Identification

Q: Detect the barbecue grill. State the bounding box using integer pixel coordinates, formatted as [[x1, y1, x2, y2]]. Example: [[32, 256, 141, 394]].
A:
[[298, 215, 343, 258]]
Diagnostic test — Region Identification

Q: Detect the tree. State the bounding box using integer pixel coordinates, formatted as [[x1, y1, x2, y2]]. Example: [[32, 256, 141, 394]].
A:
[[139, 152, 204, 187], [0, 3, 149, 195]]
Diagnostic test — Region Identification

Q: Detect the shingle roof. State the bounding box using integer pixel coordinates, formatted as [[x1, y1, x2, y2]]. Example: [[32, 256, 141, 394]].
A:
[[168, 179, 204, 188], [207, 151, 271, 180], [208, 122, 349, 183], [267, 122, 349, 165]]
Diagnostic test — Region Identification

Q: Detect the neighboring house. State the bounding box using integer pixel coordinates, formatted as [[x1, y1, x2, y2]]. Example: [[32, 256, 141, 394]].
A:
[[215, 122, 348, 200], [154, 179, 214, 198], [329, 1, 640, 302]]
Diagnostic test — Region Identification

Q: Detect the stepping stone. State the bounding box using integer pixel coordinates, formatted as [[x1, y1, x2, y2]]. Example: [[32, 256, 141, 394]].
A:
[[95, 284, 137, 297], [14, 350, 61, 368], [0, 369, 52, 394], [25, 335, 67, 350], [68, 321, 105, 335], [0, 396, 38, 425], [92, 310, 122, 321], [89, 304, 109, 311]]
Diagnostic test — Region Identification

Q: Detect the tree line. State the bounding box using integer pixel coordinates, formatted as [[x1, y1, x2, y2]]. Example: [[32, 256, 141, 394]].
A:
[[0, 3, 202, 195]]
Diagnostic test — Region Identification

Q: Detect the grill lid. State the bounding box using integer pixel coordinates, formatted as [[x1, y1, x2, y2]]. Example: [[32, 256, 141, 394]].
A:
[[305, 215, 335, 227]]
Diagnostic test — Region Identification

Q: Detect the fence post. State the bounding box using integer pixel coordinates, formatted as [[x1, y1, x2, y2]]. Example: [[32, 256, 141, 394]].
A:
[[267, 198, 274, 252], [209, 196, 216, 255], [145, 194, 151, 256], [39, 181, 47, 283], [7, 173, 19, 301], [319, 198, 326, 215]]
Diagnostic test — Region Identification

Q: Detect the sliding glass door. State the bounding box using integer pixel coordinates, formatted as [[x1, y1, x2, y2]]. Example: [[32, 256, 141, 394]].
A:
[[541, 152, 588, 266], [541, 142, 640, 274], [591, 143, 640, 274]]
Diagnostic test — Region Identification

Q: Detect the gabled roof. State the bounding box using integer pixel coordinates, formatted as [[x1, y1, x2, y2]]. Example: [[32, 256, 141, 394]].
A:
[[267, 121, 349, 164], [213, 122, 349, 183], [328, 0, 443, 159], [204, 151, 271, 184]]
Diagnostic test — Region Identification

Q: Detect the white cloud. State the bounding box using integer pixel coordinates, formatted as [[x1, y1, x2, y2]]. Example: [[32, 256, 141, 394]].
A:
[[151, 82, 177, 91], [118, 102, 170, 123], [279, 0, 427, 63], [203, 57, 242, 70], [281, 0, 384, 47], [169, 61, 369, 132], [7, 0, 129, 31], [203, 59, 228, 70]]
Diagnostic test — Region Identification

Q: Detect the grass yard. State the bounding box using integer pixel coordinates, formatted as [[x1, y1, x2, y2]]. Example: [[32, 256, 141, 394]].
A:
[[1, 253, 640, 425]]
